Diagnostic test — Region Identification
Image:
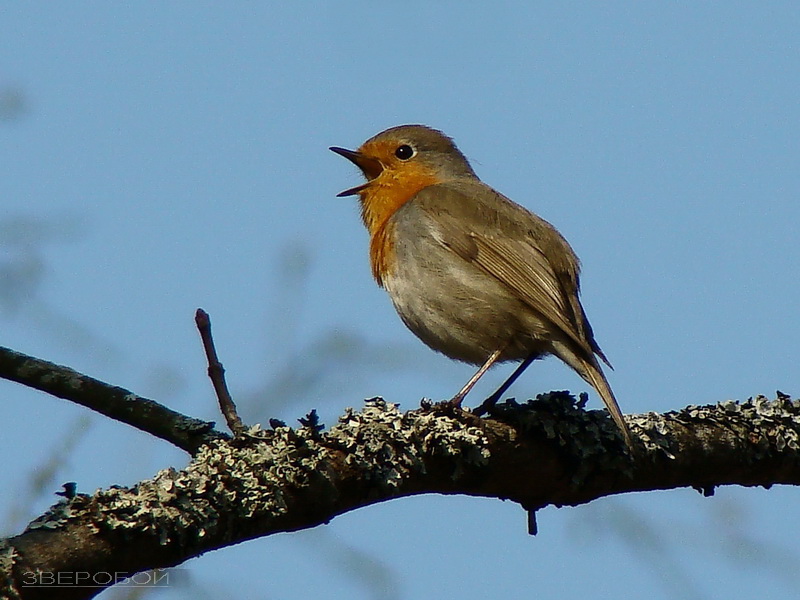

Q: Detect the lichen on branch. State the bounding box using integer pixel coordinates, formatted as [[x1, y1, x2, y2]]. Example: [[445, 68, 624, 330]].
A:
[[4, 393, 800, 599]]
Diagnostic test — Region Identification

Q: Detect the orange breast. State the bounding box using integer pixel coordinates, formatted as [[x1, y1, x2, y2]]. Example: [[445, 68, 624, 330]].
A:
[[369, 220, 395, 287], [360, 165, 440, 287]]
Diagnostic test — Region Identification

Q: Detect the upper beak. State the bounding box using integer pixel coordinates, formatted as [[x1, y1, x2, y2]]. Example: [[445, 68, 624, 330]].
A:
[[329, 146, 384, 197]]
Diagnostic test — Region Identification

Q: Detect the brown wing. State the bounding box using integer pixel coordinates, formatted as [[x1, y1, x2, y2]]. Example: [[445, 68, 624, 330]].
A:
[[412, 181, 599, 363], [411, 181, 632, 449]]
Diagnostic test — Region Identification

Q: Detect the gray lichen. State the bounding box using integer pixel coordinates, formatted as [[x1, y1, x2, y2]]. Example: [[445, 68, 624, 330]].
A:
[[14, 393, 800, 570], [0, 540, 21, 600], [626, 394, 800, 470], [329, 399, 490, 487], [19, 398, 495, 552], [26, 494, 90, 531]]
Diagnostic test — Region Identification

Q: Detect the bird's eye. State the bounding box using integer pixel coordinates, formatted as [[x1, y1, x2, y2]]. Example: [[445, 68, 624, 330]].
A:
[[394, 144, 415, 160]]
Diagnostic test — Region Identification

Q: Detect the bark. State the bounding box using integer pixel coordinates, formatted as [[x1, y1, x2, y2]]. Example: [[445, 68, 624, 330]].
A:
[[0, 346, 221, 453], [2, 389, 799, 599]]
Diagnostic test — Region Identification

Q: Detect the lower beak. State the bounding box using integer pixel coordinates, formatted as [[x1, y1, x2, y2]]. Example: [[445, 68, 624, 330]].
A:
[[329, 147, 384, 197]]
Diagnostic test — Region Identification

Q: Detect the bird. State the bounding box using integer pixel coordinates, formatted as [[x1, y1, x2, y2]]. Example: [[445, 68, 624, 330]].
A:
[[330, 124, 634, 449]]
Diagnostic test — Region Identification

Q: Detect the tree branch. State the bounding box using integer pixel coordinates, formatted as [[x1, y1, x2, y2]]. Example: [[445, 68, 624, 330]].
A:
[[3, 392, 799, 599], [194, 309, 244, 436], [0, 346, 223, 453]]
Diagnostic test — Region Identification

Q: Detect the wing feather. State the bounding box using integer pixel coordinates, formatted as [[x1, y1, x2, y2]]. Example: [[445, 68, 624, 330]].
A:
[[413, 182, 597, 361]]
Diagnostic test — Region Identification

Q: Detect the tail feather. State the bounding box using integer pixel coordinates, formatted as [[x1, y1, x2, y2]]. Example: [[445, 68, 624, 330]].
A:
[[551, 341, 634, 450], [582, 362, 634, 451]]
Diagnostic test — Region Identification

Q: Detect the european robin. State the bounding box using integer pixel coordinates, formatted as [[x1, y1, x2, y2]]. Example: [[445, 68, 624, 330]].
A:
[[330, 125, 633, 449]]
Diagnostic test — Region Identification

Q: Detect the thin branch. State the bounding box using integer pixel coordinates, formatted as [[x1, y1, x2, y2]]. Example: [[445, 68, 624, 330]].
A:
[[0, 345, 222, 453], [195, 309, 244, 435]]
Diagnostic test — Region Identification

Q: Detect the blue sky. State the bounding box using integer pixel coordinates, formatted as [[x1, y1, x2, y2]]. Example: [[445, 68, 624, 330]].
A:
[[2, 4, 799, 599]]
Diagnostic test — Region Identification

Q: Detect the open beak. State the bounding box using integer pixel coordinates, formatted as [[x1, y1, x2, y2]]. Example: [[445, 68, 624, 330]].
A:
[[329, 147, 384, 197]]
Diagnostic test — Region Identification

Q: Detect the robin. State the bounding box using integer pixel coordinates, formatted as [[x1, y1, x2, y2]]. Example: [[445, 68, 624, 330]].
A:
[[330, 125, 634, 450]]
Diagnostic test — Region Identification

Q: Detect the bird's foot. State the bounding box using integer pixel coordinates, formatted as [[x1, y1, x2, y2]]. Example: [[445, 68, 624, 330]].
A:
[[427, 394, 467, 415], [471, 392, 502, 417]]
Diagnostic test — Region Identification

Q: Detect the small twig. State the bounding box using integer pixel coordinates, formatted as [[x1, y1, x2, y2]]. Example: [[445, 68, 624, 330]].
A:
[[195, 309, 245, 436], [0, 345, 221, 453], [527, 509, 539, 536]]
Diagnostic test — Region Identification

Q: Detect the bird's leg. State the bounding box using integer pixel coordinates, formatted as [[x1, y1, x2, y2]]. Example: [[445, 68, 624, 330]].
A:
[[449, 347, 505, 407], [472, 353, 536, 416]]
